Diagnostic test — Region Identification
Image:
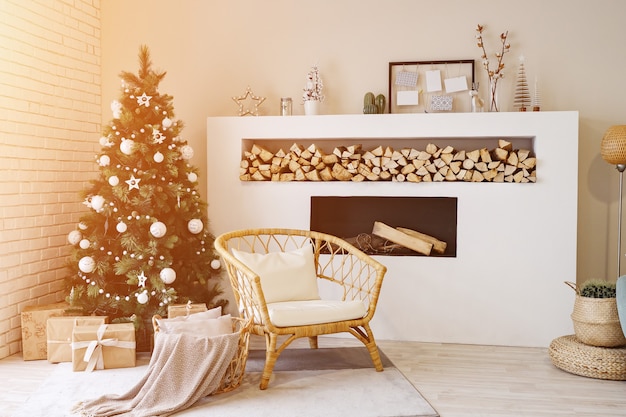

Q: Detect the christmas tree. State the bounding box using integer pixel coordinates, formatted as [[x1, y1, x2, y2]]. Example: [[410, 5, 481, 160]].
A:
[[513, 57, 531, 111], [65, 45, 226, 329], [532, 77, 542, 111]]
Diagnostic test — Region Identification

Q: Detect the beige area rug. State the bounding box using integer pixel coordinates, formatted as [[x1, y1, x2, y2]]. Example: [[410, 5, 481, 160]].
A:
[[11, 347, 438, 417]]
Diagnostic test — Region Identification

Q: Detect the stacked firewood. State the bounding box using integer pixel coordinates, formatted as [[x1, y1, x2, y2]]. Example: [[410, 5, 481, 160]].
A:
[[239, 139, 536, 183]]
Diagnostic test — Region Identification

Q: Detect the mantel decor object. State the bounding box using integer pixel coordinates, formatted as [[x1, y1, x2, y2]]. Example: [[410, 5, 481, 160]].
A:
[[600, 125, 626, 277], [232, 86, 266, 116], [303, 65, 323, 115], [475, 24, 511, 112], [388, 60, 474, 113]]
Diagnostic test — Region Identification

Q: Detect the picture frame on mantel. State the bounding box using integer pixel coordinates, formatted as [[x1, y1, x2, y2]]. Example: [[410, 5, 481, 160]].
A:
[[388, 59, 475, 114]]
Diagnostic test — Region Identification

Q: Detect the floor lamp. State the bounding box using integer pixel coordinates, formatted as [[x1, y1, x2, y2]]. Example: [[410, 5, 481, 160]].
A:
[[600, 125, 626, 279]]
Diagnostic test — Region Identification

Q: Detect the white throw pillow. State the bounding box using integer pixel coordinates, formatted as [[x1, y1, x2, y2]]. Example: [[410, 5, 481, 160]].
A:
[[156, 306, 222, 331], [157, 314, 232, 338], [231, 244, 320, 303]]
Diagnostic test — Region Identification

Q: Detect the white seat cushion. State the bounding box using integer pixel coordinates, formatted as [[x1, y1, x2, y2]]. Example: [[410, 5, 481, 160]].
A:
[[267, 299, 368, 327], [232, 244, 320, 303]]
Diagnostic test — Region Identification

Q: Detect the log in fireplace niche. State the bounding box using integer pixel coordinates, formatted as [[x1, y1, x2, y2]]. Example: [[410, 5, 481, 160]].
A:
[[310, 196, 457, 257]]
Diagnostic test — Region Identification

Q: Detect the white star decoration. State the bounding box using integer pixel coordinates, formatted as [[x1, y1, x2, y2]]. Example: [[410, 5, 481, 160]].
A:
[[137, 93, 152, 107], [137, 271, 147, 288], [232, 86, 266, 116], [125, 174, 141, 190], [152, 129, 166, 144]]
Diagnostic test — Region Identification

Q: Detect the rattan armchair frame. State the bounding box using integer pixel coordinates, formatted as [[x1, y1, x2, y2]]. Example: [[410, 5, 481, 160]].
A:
[[214, 228, 388, 390]]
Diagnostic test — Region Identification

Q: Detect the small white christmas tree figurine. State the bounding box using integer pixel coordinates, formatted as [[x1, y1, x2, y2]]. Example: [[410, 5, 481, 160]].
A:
[[513, 57, 531, 111], [532, 77, 542, 111], [302, 65, 324, 102]]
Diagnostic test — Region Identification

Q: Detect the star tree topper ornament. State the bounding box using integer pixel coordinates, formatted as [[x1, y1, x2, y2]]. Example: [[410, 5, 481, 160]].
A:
[[232, 86, 266, 116]]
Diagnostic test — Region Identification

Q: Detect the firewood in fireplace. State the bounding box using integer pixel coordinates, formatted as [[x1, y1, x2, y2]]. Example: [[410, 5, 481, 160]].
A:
[[372, 221, 433, 255], [396, 227, 447, 254]]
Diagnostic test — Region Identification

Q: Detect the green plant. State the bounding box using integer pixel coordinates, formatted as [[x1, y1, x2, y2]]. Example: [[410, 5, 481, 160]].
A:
[[579, 279, 617, 298]]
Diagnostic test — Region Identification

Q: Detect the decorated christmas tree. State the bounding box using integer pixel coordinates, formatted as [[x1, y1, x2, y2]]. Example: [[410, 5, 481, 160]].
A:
[[65, 45, 226, 330]]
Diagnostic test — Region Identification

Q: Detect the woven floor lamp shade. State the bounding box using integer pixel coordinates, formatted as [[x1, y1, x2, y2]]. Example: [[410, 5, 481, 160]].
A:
[[601, 125, 626, 165]]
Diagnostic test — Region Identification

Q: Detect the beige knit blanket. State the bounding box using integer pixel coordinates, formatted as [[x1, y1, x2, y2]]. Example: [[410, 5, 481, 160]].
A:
[[72, 331, 240, 417]]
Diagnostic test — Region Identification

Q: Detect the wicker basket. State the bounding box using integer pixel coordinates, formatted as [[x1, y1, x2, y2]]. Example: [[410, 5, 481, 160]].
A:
[[566, 281, 626, 347], [549, 335, 626, 380], [152, 315, 251, 395]]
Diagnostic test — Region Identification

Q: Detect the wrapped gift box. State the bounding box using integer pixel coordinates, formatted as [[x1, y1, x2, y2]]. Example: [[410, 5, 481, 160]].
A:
[[47, 316, 108, 363], [72, 323, 136, 372], [168, 303, 207, 318], [21, 302, 70, 361]]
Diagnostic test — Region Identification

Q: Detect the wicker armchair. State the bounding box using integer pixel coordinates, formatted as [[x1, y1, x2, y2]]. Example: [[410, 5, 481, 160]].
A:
[[214, 228, 387, 389]]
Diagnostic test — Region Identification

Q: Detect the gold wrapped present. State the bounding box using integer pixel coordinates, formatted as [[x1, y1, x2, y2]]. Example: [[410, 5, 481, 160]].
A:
[[47, 316, 108, 363], [72, 323, 136, 372], [21, 302, 69, 361], [168, 302, 207, 318]]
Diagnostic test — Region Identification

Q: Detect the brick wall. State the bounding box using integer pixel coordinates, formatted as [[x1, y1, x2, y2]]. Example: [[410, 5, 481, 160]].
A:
[[0, 0, 101, 359]]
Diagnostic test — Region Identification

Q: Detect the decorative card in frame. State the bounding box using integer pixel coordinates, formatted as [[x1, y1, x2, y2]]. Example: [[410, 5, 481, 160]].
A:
[[389, 60, 475, 114]]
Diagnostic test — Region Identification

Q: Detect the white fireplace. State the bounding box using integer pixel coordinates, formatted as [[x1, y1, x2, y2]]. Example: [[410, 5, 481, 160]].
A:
[[207, 112, 578, 347]]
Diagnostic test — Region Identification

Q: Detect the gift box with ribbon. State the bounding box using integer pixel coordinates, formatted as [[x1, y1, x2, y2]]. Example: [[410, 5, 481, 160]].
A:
[[47, 316, 108, 363], [21, 302, 70, 361], [72, 323, 136, 372], [168, 302, 207, 318]]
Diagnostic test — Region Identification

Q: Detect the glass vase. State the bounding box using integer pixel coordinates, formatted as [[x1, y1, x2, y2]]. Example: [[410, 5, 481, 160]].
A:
[[489, 79, 500, 112]]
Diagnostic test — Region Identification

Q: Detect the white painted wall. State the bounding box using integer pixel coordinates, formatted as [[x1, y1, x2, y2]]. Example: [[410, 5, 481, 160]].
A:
[[207, 112, 578, 347]]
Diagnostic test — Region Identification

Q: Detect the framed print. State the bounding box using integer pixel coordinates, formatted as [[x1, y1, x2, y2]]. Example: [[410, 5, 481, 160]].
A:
[[388, 60, 475, 114]]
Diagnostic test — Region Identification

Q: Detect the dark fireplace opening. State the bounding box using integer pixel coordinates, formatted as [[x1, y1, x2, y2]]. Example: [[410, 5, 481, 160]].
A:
[[310, 196, 457, 257]]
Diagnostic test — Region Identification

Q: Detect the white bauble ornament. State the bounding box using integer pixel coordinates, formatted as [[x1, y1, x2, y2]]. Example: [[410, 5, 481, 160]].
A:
[[187, 219, 203, 234], [78, 256, 95, 273], [187, 172, 198, 182], [68, 230, 82, 245], [162, 117, 172, 128], [78, 222, 88, 230], [160, 267, 176, 284], [90, 195, 105, 211], [116, 222, 127, 233], [150, 221, 167, 238], [210, 259, 221, 269], [120, 139, 135, 155], [108, 175, 120, 186], [99, 137, 108, 146], [180, 145, 194, 160], [79, 239, 90, 249], [137, 291, 149, 304], [99, 155, 110, 166], [153, 151, 164, 163], [111, 100, 122, 119]]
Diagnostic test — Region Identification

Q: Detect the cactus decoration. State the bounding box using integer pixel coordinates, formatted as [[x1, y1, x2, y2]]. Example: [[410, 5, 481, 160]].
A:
[[363, 92, 377, 114], [363, 92, 386, 114], [376, 94, 386, 113], [579, 280, 617, 298]]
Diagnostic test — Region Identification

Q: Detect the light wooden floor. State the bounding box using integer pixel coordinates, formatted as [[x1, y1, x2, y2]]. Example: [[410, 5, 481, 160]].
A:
[[2, 336, 625, 417]]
